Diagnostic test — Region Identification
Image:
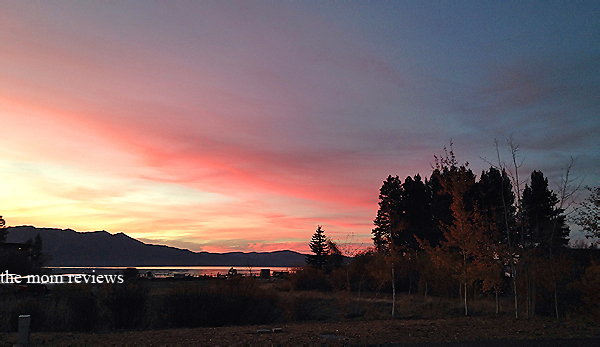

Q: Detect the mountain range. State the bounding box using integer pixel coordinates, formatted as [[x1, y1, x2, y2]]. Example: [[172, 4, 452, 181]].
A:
[[5, 226, 307, 267]]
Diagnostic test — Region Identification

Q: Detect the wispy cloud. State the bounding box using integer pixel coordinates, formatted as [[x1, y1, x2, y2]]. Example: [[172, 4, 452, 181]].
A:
[[0, 1, 597, 252]]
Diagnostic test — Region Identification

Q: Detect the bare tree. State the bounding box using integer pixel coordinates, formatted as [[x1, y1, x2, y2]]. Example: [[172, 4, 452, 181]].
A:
[[574, 186, 600, 241], [483, 139, 520, 319], [507, 137, 526, 319], [549, 157, 581, 321], [487, 139, 520, 319]]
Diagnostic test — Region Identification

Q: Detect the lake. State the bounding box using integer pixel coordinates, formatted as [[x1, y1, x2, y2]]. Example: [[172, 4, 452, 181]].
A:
[[47, 266, 293, 278]]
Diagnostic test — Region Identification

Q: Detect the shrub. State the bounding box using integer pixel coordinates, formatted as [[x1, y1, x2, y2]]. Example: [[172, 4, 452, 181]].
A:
[[289, 267, 332, 291], [52, 284, 98, 331], [100, 281, 149, 330], [289, 294, 322, 321], [161, 281, 280, 328]]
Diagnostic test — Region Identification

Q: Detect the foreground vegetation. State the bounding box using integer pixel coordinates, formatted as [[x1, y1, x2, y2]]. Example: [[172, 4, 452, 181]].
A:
[[0, 262, 597, 334], [2, 315, 599, 345], [0, 276, 598, 345]]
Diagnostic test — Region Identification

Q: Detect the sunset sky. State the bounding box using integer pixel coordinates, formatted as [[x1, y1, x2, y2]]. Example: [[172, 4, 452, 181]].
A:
[[1, 1, 598, 253]]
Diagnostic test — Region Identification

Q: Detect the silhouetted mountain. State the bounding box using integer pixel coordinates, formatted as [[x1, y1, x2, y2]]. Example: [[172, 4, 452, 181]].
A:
[[5, 226, 306, 267]]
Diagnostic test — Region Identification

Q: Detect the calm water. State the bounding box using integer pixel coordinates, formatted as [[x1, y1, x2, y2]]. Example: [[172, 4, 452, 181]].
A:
[[48, 266, 293, 277]]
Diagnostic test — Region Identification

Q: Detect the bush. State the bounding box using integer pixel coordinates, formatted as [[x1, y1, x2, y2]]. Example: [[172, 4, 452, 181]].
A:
[[161, 280, 280, 328], [100, 281, 149, 330], [286, 294, 335, 321], [289, 267, 332, 291], [52, 284, 98, 331]]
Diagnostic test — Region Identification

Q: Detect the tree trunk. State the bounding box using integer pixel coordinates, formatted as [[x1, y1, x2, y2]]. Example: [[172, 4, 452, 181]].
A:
[[532, 275, 536, 316], [550, 233, 559, 322], [495, 286, 499, 314], [463, 252, 468, 316], [408, 271, 412, 308], [408, 272, 412, 297], [549, 157, 575, 323], [554, 280, 559, 321], [392, 264, 396, 317], [550, 259, 559, 321], [464, 282, 468, 316], [509, 137, 523, 320], [525, 266, 531, 319], [512, 263, 518, 319]]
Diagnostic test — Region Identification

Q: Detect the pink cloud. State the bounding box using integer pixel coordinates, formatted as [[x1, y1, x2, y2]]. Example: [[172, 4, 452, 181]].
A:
[[0, 2, 437, 254]]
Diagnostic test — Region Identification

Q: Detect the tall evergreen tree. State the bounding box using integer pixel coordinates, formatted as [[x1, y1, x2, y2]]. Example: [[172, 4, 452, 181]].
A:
[[306, 226, 330, 269], [521, 171, 571, 321], [522, 171, 569, 255], [427, 170, 453, 248], [475, 167, 516, 244], [372, 175, 402, 251], [372, 174, 443, 252], [395, 174, 437, 249]]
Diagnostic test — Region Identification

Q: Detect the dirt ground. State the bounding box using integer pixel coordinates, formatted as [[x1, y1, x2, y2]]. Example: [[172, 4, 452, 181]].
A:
[[2, 315, 598, 345]]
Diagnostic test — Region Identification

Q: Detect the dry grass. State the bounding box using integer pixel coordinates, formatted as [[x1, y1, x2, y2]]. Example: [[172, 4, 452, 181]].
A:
[[1, 315, 597, 345], [1, 282, 598, 345]]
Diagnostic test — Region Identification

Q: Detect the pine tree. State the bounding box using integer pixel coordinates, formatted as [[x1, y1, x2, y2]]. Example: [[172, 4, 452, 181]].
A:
[[522, 171, 569, 255], [428, 170, 455, 248], [398, 174, 435, 250], [521, 170, 571, 320], [372, 174, 441, 252], [306, 226, 330, 269], [372, 175, 402, 251], [476, 167, 516, 242]]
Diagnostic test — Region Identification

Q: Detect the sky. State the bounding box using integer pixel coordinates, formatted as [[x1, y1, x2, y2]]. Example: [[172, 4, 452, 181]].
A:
[[0, 1, 598, 253]]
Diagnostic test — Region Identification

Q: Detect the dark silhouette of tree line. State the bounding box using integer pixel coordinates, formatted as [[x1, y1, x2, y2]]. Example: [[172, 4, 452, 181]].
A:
[[304, 143, 599, 320], [369, 144, 578, 319]]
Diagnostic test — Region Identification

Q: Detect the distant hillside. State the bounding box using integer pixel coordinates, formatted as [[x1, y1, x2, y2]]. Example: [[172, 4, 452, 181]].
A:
[[5, 226, 307, 267]]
